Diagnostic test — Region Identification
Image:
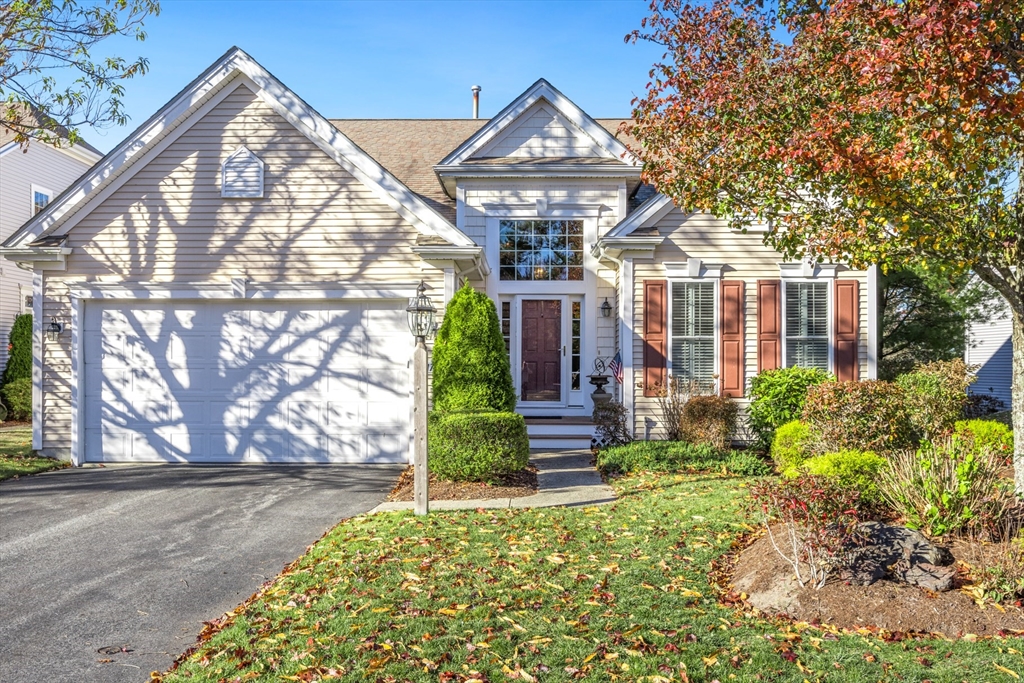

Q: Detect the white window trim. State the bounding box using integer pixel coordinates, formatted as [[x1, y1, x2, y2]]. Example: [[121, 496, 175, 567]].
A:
[[667, 269, 722, 387], [780, 278, 834, 374], [30, 184, 53, 215]]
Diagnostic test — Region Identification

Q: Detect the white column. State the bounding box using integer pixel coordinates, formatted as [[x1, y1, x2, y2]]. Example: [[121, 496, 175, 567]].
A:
[[413, 336, 429, 516]]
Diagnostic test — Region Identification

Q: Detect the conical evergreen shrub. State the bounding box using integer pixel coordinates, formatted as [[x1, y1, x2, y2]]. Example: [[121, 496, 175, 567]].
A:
[[432, 284, 515, 413], [2, 314, 32, 387]]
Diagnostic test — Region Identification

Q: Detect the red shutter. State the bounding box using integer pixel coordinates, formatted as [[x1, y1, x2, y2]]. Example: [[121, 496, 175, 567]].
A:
[[643, 280, 667, 397], [834, 279, 860, 382], [757, 280, 782, 372], [720, 280, 745, 397]]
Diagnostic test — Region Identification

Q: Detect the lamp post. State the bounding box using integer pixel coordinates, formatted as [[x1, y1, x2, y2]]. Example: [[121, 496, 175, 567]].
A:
[[406, 281, 436, 516]]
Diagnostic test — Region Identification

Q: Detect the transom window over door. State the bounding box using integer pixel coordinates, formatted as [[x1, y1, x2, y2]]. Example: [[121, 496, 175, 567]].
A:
[[499, 220, 584, 281], [785, 281, 829, 370], [670, 281, 716, 385]]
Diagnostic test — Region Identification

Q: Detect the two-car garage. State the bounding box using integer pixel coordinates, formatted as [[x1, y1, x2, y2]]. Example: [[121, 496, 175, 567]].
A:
[[80, 299, 413, 464]]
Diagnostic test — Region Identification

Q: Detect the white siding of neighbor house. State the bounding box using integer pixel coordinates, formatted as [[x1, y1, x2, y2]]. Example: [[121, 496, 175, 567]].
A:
[[474, 102, 608, 159], [0, 144, 92, 370], [630, 208, 871, 440], [966, 297, 1013, 408], [36, 83, 443, 458]]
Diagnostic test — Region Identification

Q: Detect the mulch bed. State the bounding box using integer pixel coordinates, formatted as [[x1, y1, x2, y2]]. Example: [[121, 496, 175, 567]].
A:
[[730, 532, 1024, 637], [386, 465, 538, 502]]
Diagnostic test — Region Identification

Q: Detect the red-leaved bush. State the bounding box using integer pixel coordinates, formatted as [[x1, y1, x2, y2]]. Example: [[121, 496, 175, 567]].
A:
[[802, 380, 913, 453], [749, 477, 863, 589]]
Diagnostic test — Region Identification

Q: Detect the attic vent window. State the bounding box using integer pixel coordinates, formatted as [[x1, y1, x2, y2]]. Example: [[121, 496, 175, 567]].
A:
[[221, 146, 264, 198]]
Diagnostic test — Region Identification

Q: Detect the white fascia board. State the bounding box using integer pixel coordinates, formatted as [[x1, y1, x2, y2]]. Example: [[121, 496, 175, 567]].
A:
[[437, 79, 638, 166], [4, 47, 474, 249], [435, 163, 641, 197], [55, 144, 103, 166], [0, 142, 18, 157], [0, 246, 71, 270], [68, 281, 423, 301], [603, 194, 675, 240]]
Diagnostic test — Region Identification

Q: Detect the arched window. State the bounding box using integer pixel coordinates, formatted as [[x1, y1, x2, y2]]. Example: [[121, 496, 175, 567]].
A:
[[221, 146, 264, 198]]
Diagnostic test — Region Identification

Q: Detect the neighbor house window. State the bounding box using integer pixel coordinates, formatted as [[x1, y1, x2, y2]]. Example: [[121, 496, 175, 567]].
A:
[[32, 186, 52, 215], [785, 281, 829, 370], [670, 281, 716, 385], [498, 219, 584, 281]]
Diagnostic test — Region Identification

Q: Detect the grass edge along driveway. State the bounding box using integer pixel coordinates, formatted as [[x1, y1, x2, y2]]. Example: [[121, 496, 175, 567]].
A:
[[0, 427, 65, 481], [159, 472, 1024, 682]]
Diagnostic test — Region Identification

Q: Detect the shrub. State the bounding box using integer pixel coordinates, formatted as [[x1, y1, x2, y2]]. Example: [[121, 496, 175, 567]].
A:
[[1, 377, 31, 421], [2, 313, 32, 387], [428, 411, 529, 482], [770, 420, 813, 473], [592, 400, 632, 446], [954, 419, 1013, 463], [431, 284, 515, 413], [749, 476, 863, 589], [796, 449, 887, 503], [680, 395, 738, 450], [747, 367, 833, 449], [596, 440, 769, 476], [802, 380, 913, 453], [878, 435, 1016, 537], [654, 376, 709, 441], [896, 359, 973, 440]]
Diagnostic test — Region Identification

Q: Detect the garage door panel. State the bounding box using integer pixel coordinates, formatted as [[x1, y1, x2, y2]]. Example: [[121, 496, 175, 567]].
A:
[[83, 300, 411, 463]]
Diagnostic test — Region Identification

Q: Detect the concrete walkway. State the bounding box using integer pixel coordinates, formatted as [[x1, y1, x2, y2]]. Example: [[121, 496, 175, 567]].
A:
[[371, 449, 617, 512]]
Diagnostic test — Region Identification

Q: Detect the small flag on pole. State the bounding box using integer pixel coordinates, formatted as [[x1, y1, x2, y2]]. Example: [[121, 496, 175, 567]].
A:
[[609, 351, 623, 384]]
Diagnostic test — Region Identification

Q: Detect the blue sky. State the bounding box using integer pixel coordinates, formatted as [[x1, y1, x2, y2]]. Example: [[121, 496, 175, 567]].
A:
[[83, 0, 665, 152]]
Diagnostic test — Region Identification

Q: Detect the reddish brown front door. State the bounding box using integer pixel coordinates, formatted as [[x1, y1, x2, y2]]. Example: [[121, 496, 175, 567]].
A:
[[521, 299, 562, 402]]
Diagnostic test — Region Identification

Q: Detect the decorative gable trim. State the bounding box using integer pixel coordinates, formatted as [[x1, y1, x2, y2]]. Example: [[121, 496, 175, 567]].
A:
[[438, 79, 637, 167], [2, 47, 475, 251], [221, 145, 264, 198], [474, 101, 605, 159]]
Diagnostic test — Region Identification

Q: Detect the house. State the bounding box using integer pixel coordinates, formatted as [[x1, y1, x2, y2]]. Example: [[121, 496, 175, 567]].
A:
[[966, 295, 1012, 410], [0, 48, 877, 464], [0, 127, 101, 372]]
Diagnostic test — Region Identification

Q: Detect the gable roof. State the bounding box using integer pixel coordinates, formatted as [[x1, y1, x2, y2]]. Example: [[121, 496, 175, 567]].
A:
[[333, 118, 635, 222], [438, 79, 638, 167], [3, 47, 475, 250]]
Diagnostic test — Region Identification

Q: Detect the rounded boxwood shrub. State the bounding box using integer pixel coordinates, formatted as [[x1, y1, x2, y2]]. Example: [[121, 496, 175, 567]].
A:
[[428, 411, 529, 482], [747, 367, 833, 449], [1, 377, 32, 421], [431, 284, 515, 413], [802, 380, 913, 453], [770, 420, 813, 473], [2, 313, 32, 387], [680, 394, 738, 450], [795, 449, 887, 502], [954, 419, 1013, 462]]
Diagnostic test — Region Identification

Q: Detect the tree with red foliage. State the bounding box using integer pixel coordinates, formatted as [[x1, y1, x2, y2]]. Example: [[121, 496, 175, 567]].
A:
[[626, 0, 1024, 492]]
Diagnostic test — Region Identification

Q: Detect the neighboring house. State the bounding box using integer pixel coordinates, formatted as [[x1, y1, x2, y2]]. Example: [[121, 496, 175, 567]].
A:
[[0, 48, 877, 464], [0, 129, 100, 372], [966, 296, 1012, 409]]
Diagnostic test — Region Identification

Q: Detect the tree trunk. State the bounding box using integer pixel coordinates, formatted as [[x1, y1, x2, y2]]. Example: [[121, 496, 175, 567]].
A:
[[1012, 307, 1023, 497]]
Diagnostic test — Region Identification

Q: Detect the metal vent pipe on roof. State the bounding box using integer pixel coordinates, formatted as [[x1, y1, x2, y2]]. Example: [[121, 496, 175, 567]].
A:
[[471, 85, 481, 119]]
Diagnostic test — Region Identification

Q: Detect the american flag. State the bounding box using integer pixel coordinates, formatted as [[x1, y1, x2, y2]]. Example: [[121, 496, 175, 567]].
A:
[[609, 351, 623, 384]]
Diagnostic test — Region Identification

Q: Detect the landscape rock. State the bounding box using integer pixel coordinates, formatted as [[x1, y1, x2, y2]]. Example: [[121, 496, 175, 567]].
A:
[[898, 562, 957, 592], [839, 560, 887, 586], [854, 521, 955, 567]]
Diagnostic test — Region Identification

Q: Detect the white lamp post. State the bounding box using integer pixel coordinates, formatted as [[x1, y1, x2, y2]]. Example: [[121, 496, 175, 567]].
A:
[[406, 281, 436, 516]]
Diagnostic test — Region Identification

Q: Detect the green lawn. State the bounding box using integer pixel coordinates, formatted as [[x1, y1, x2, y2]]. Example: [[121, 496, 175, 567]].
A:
[[160, 473, 1023, 682], [0, 427, 65, 481]]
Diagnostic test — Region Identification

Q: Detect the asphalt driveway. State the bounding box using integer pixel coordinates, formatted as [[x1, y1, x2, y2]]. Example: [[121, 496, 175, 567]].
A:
[[0, 464, 401, 682]]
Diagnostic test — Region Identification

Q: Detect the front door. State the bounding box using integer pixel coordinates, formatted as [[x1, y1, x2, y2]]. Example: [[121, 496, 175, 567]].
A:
[[521, 299, 561, 402]]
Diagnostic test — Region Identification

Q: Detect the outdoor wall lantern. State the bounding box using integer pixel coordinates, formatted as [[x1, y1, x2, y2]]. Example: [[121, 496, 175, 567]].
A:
[[601, 297, 612, 318], [46, 317, 64, 342], [406, 281, 436, 517]]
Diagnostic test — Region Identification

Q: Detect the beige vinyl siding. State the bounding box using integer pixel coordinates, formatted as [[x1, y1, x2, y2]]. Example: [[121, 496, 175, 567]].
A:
[[630, 209, 871, 440], [475, 102, 606, 159], [0, 143, 91, 369], [37, 83, 441, 457]]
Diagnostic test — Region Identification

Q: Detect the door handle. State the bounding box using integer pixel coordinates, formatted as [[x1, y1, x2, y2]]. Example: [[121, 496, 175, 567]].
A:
[[563, 345, 566, 356]]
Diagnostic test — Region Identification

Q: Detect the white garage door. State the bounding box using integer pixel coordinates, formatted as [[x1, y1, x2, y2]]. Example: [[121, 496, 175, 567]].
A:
[[83, 300, 412, 463]]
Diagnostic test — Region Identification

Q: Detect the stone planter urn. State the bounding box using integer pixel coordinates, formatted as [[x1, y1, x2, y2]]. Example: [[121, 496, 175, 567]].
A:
[[588, 373, 612, 404]]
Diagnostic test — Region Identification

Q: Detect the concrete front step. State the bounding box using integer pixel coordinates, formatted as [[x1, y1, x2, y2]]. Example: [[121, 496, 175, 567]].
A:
[[529, 435, 593, 450], [526, 422, 594, 450]]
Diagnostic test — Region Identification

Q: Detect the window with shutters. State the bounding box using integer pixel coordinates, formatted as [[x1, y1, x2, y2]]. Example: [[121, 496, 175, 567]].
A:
[[221, 146, 264, 198], [669, 281, 716, 385], [784, 281, 829, 370]]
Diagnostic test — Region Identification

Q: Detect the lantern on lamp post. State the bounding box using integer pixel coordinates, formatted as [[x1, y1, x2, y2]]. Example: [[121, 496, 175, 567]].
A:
[[406, 281, 436, 516]]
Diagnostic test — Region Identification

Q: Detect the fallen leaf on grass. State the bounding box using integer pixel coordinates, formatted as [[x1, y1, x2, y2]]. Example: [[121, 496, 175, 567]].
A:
[[994, 663, 1020, 679]]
